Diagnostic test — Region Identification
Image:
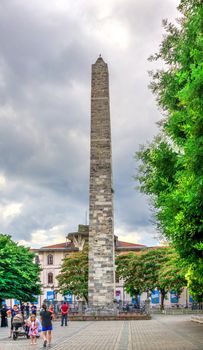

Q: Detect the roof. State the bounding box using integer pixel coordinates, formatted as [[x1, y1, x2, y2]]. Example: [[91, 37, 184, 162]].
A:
[[116, 240, 146, 248], [41, 242, 73, 249], [37, 240, 146, 251], [36, 241, 78, 252]]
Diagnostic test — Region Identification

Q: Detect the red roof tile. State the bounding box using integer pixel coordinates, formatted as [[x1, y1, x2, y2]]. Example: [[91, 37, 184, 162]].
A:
[[41, 242, 73, 248], [117, 240, 146, 248], [39, 240, 146, 249]]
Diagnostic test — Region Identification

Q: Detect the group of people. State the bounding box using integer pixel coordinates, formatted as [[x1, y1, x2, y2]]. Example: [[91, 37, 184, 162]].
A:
[[0, 301, 69, 347], [0, 302, 37, 328]]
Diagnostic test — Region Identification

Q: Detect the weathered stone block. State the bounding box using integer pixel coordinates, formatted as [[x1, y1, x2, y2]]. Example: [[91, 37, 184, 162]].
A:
[[88, 57, 115, 311]]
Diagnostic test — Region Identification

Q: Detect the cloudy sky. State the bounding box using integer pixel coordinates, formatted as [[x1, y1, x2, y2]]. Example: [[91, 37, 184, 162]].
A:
[[0, 0, 180, 248]]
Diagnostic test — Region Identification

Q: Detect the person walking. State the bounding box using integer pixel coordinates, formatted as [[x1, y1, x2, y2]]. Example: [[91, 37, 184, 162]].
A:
[[60, 301, 69, 326], [40, 304, 52, 348], [25, 303, 30, 319], [1, 305, 8, 327]]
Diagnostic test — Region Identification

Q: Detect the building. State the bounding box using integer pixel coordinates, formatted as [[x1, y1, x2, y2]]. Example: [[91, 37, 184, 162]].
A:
[[33, 225, 146, 306], [30, 225, 191, 309]]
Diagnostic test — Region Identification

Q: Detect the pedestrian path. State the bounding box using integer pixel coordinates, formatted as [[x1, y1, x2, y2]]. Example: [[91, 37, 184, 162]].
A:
[[191, 315, 203, 324], [0, 315, 202, 349]]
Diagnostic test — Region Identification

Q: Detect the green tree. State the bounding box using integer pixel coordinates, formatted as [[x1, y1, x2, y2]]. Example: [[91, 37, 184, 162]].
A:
[[158, 248, 187, 302], [135, 0, 203, 299], [57, 248, 88, 302], [186, 243, 203, 301], [116, 253, 142, 303], [116, 247, 186, 309], [0, 234, 41, 306]]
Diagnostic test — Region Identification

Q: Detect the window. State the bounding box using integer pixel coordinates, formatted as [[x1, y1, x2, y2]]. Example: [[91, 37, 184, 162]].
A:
[[48, 272, 53, 284], [47, 254, 53, 265]]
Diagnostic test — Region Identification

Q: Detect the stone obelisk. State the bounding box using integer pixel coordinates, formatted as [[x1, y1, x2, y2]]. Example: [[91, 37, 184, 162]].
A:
[[88, 56, 115, 311]]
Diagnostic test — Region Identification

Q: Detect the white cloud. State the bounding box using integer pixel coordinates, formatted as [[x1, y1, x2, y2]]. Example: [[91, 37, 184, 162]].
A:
[[0, 174, 6, 187], [115, 224, 158, 246], [1, 202, 23, 221], [29, 225, 68, 248], [96, 19, 130, 50], [118, 232, 142, 244]]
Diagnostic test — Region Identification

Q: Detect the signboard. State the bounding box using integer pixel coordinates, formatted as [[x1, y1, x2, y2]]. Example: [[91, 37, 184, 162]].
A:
[[47, 291, 54, 301], [33, 296, 39, 305], [132, 295, 140, 305], [14, 298, 38, 305], [116, 290, 121, 302], [170, 291, 179, 303], [151, 290, 160, 304], [64, 293, 72, 304], [189, 295, 193, 303]]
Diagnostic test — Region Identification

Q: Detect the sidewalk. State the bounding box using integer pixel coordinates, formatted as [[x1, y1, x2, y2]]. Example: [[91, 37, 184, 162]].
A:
[[0, 315, 202, 349], [191, 315, 203, 324]]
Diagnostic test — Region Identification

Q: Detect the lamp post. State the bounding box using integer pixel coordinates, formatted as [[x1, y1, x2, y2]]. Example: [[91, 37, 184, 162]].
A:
[[54, 290, 58, 316]]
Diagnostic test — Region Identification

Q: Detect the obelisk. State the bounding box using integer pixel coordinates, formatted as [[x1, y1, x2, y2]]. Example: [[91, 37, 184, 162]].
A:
[[88, 56, 115, 311]]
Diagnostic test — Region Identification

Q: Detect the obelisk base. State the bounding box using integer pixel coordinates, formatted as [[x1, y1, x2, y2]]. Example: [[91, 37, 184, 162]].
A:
[[85, 304, 118, 316]]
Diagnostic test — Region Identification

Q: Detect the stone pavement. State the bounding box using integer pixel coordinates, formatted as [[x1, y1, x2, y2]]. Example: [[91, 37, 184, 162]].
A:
[[0, 314, 202, 350]]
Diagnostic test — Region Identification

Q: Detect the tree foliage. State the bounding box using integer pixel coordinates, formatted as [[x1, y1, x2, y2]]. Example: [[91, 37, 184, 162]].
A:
[[116, 247, 187, 309], [186, 243, 203, 301], [135, 0, 203, 299], [0, 234, 41, 304], [57, 248, 88, 302], [116, 253, 143, 299]]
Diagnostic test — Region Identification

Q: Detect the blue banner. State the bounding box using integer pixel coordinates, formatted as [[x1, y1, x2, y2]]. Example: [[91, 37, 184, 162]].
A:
[[64, 293, 72, 304], [151, 290, 160, 304], [170, 291, 179, 303], [33, 296, 39, 304], [47, 291, 54, 301], [132, 295, 140, 304]]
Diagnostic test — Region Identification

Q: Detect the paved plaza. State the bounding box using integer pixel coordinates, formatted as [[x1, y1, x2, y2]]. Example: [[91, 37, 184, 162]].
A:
[[0, 315, 202, 350]]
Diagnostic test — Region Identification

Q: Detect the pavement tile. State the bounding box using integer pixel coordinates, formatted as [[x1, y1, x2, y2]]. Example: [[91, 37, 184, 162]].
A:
[[0, 315, 202, 350]]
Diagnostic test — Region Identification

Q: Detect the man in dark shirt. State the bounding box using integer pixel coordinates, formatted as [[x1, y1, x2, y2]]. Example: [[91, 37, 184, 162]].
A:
[[25, 303, 30, 319], [20, 302, 25, 316], [1, 305, 8, 327], [60, 302, 69, 326]]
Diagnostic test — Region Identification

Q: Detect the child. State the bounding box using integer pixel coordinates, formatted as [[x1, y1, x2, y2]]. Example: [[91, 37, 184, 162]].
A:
[[28, 314, 40, 345], [49, 304, 56, 320]]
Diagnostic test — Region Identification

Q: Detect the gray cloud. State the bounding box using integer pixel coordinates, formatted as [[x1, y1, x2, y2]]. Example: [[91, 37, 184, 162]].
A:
[[0, 0, 179, 247]]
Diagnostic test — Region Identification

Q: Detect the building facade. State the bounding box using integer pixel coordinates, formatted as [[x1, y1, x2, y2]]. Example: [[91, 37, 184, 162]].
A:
[[32, 225, 145, 307], [28, 225, 192, 310]]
